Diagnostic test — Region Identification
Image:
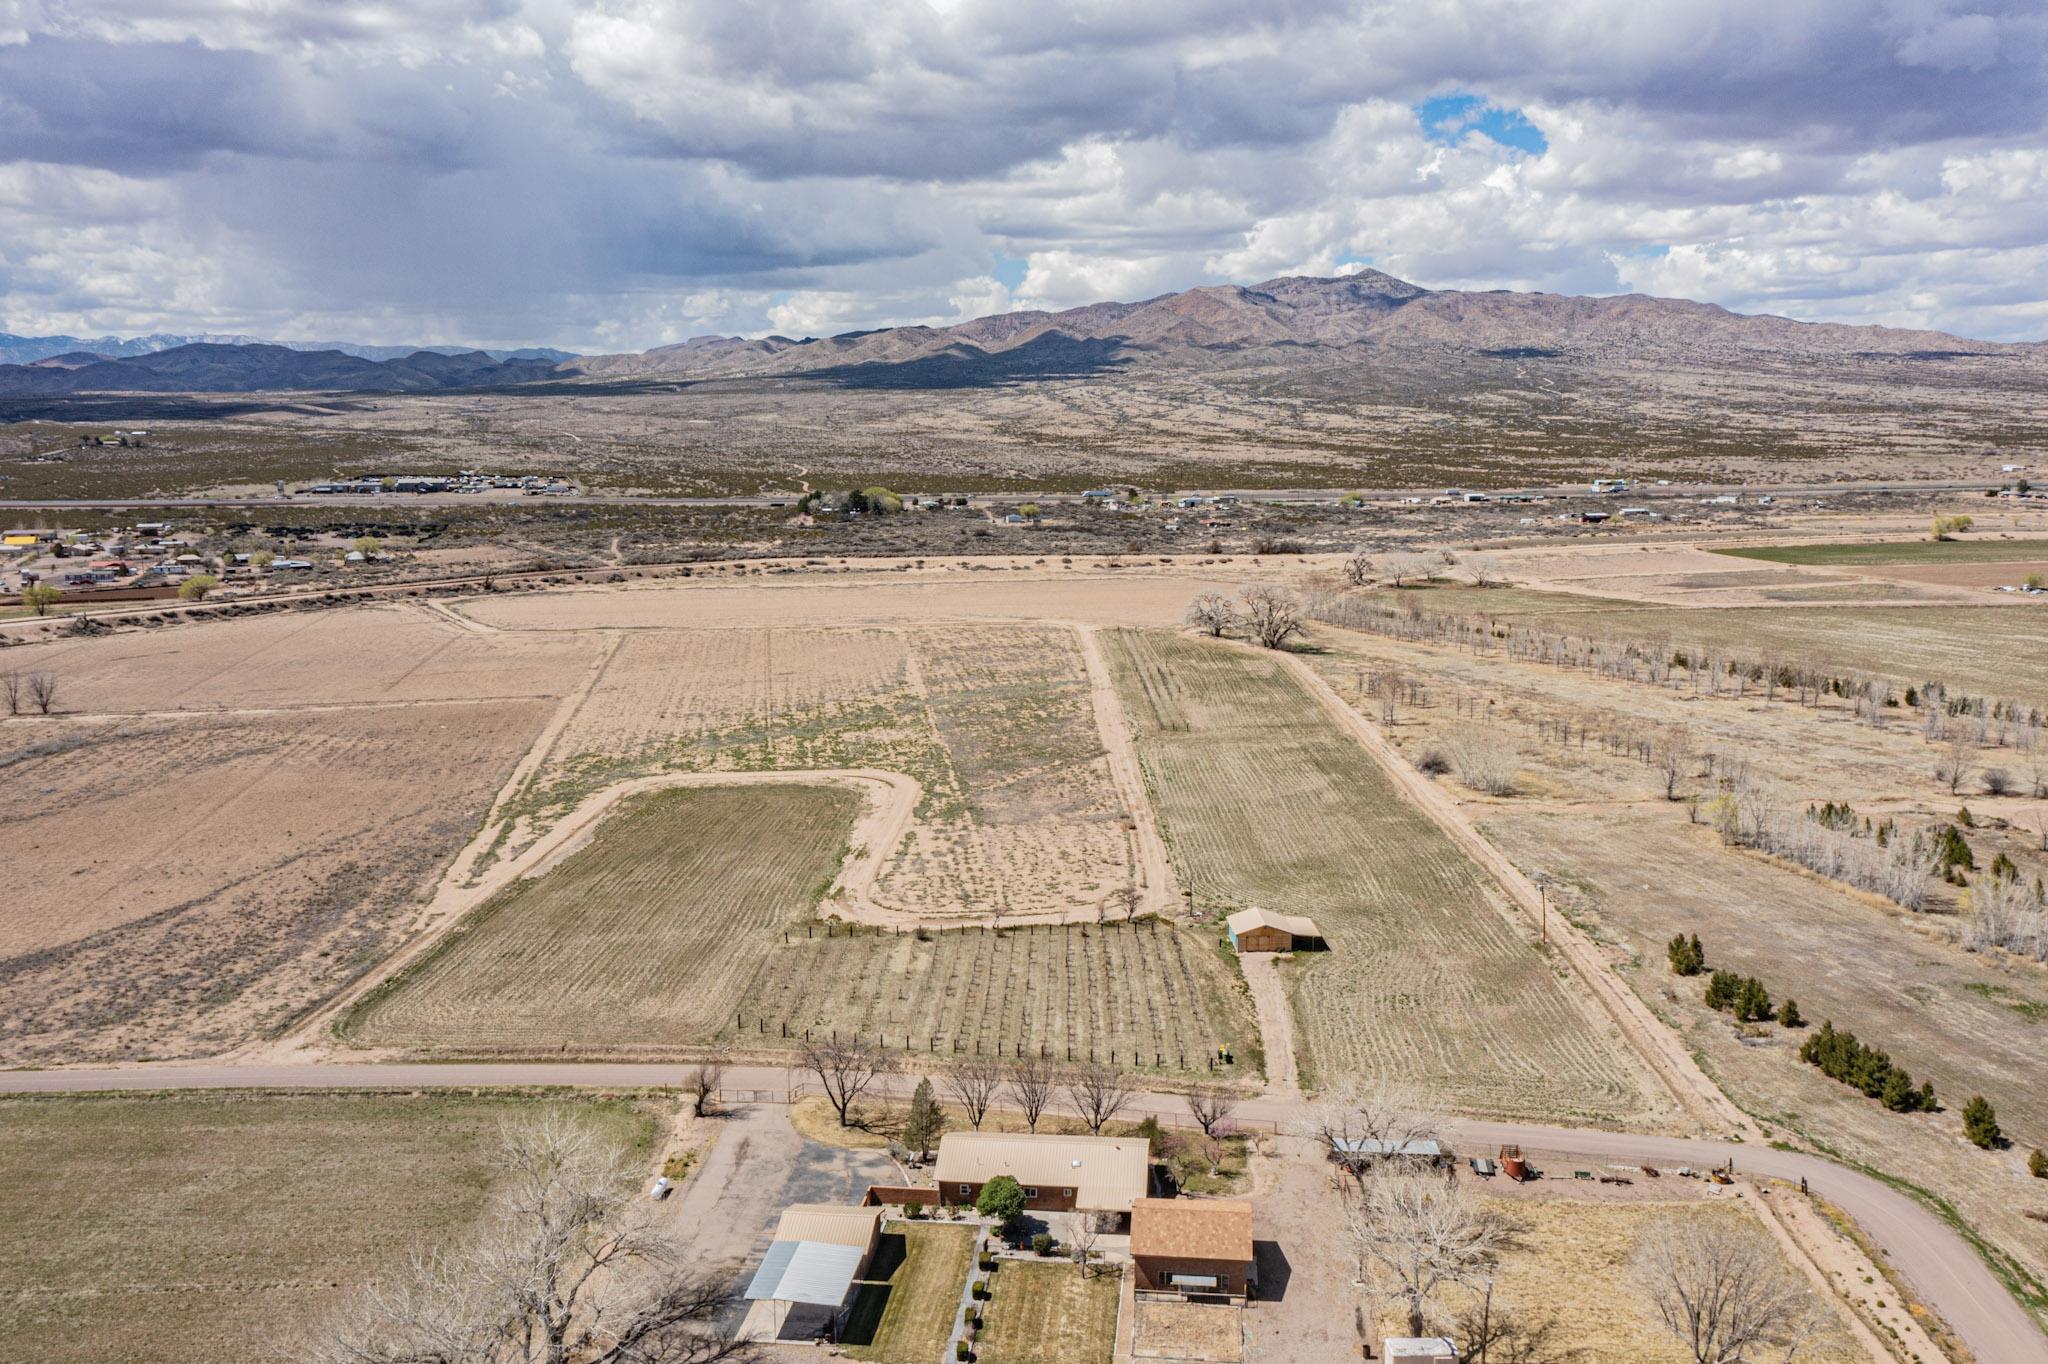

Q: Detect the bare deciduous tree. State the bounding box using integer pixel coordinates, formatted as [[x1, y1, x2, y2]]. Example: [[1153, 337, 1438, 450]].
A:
[[686, 1054, 726, 1118], [1342, 1165, 1505, 1336], [1237, 585, 1306, 650], [1065, 1061, 1133, 1134], [298, 1116, 756, 1364], [1312, 1079, 1440, 1176], [25, 671, 57, 715], [1634, 1215, 1813, 1364], [1342, 551, 1376, 586], [1069, 1212, 1107, 1277], [1368, 668, 1405, 726], [1111, 883, 1142, 922], [944, 1057, 1006, 1130], [0, 670, 19, 716], [1465, 555, 1503, 588], [1657, 729, 1697, 802], [1450, 1290, 1584, 1364], [1007, 1056, 1056, 1133], [1184, 592, 1235, 638], [1936, 733, 1977, 796], [1444, 727, 1518, 796], [1185, 1089, 1237, 1138], [799, 1036, 896, 1128]]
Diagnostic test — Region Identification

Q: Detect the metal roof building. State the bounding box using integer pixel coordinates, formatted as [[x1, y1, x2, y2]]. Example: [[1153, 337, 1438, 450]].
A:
[[1225, 906, 1323, 952], [740, 1204, 882, 1343], [935, 1132, 1152, 1214]]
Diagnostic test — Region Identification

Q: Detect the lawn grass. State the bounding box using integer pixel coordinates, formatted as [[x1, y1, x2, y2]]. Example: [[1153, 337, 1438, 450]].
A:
[[1714, 538, 2048, 566], [0, 1090, 658, 1364], [842, 1222, 976, 1362], [977, 1261, 1121, 1364]]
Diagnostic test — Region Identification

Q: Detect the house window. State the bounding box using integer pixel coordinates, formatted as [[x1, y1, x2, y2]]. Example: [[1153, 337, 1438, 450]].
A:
[[959, 1185, 972, 1197], [1062, 1189, 1074, 1198], [1024, 1187, 1040, 1199]]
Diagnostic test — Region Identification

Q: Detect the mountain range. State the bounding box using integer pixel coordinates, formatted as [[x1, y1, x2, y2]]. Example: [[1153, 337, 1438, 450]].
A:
[[0, 330, 575, 368], [2, 271, 2040, 398]]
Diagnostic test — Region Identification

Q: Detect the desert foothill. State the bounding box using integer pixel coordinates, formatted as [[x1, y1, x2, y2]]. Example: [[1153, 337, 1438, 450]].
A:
[[5, 6, 2048, 1364]]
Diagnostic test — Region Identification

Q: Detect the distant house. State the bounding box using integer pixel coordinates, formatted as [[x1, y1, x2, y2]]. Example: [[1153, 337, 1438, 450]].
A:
[[1130, 1198, 1256, 1302], [742, 1204, 882, 1342], [1225, 907, 1323, 953], [934, 1132, 1150, 1217]]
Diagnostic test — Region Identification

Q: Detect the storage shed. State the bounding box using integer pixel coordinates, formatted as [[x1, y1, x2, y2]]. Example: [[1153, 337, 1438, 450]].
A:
[[741, 1204, 882, 1342], [1225, 907, 1323, 953]]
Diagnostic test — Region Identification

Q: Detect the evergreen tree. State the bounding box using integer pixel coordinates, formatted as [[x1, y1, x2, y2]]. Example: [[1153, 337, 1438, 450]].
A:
[[903, 1076, 946, 1162], [1779, 998, 1803, 1028], [1735, 976, 1774, 1023], [1989, 852, 2019, 882], [2030, 1149, 2047, 1180], [1963, 1096, 2001, 1149]]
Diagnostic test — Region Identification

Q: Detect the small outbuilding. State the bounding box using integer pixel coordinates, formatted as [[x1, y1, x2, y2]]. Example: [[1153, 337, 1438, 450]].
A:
[[1384, 1337, 1459, 1364], [1130, 1197, 1256, 1302], [741, 1204, 882, 1342], [1225, 907, 1323, 953]]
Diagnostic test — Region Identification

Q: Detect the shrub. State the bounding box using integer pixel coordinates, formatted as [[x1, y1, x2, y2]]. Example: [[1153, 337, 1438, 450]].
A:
[[975, 1175, 1026, 1229], [972, 1279, 988, 1301], [1415, 748, 1451, 775], [2030, 1149, 2047, 1179], [1030, 1233, 1055, 1255], [1667, 934, 1706, 976], [1963, 1096, 2001, 1149], [957, 1339, 971, 1360]]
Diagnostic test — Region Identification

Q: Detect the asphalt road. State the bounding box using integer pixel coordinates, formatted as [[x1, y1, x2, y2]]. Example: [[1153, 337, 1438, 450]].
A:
[[4, 1060, 2042, 1360]]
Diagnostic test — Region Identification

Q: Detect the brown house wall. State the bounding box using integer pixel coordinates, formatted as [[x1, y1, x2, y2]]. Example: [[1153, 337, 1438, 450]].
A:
[[940, 1180, 1078, 1212], [1133, 1252, 1255, 1297], [1234, 927, 1291, 953]]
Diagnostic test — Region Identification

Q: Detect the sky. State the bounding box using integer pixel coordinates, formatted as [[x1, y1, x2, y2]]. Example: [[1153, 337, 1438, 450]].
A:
[[2, 0, 2045, 351]]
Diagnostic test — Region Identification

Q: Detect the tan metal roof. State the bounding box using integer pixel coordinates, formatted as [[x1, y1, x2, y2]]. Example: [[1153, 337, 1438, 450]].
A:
[[1130, 1197, 1254, 1262], [771, 1203, 882, 1249], [1225, 906, 1321, 939], [934, 1132, 1152, 1213]]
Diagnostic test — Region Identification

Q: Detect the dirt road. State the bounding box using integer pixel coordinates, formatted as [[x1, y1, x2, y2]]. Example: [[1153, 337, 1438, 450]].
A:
[[1075, 622, 1181, 915], [3, 1061, 2039, 1361]]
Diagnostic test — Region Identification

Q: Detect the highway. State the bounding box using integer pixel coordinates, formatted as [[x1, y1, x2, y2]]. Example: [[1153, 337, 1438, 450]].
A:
[[5, 1059, 2043, 1360]]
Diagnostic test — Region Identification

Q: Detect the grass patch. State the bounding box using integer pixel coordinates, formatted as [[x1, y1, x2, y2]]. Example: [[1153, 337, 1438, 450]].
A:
[[1715, 539, 2048, 567], [0, 1089, 657, 1364], [977, 1261, 1121, 1364], [1961, 981, 2048, 1022], [841, 1222, 976, 1362]]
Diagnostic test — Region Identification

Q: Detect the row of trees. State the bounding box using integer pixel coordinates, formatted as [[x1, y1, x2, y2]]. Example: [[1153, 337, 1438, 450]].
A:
[[1705, 781, 1938, 911], [1963, 867, 2048, 962], [1797, 1021, 1937, 1114], [0, 669, 58, 715]]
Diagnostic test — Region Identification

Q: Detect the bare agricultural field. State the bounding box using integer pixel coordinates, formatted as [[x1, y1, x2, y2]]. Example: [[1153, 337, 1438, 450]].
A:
[[349, 781, 1255, 1073], [345, 784, 859, 1054], [0, 1090, 658, 1364], [1717, 537, 2048, 567], [515, 623, 1135, 922], [1481, 808, 2048, 1321], [0, 699, 550, 1063], [6, 601, 595, 713], [1101, 628, 1669, 1122]]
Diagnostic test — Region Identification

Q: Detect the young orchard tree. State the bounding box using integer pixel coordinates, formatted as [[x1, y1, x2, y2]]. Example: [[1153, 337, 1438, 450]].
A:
[[798, 1036, 896, 1128], [26, 670, 57, 715], [1342, 551, 1376, 586], [1065, 1061, 1134, 1135], [1634, 1214, 1811, 1364], [296, 1116, 756, 1364], [1184, 1089, 1237, 1139], [1007, 1056, 1056, 1133], [1657, 729, 1697, 801], [1237, 584, 1306, 650], [1184, 592, 1236, 638], [0, 670, 19, 716], [943, 1058, 1006, 1130]]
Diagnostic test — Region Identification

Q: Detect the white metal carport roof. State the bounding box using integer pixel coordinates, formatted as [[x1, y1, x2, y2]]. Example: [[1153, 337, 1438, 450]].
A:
[[744, 1240, 866, 1308]]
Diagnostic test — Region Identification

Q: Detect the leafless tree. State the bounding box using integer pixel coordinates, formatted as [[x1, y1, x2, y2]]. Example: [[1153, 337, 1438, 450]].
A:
[[1464, 555, 1503, 588], [1634, 1215, 1812, 1364], [1368, 668, 1405, 726], [1312, 1079, 1440, 1176], [1237, 584, 1306, 650], [1657, 729, 1697, 801], [1007, 1056, 1056, 1133], [944, 1057, 1006, 1130], [685, 1054, 726, 1118], [2027, 805, 2048, 853], [1936, 733, 1977, 796], [1111, 883, 1142, 922], [0, 670, 19, 716], [1065, 1061, 1134, 1134], [1444, 727, 1518, 796], [1342, 551, 1375, 586], [1449, 1290, 1583, 1364], [1069, 1212, 1107, 1277], [297, 1116, 755, 1364], [1184, 1089, 1237, 1138], [1341, 1165, 1505, 1336], [798, 1036, 896, 1128], [1184, 592, 1235, 638], [25, 671, 57, 715]]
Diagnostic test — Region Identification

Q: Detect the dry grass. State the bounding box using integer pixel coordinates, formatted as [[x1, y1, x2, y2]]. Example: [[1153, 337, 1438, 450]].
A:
[[0, 1090, 657, 1364], [1132, 1299, 1243, 1362], [345, 784, 859, 1054], [841, 1222, 976, 1362], [0, 700, 551, 1063], [978, 1261, 1121, 1364], [1103, 628, 1664, 1123]]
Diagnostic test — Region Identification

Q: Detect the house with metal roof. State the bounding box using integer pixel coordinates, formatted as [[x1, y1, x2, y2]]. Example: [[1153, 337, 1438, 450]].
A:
[[934, 1132, 1152, 1216], [1225, 906, 1323, 952], [740, 1204, 882, 1342]]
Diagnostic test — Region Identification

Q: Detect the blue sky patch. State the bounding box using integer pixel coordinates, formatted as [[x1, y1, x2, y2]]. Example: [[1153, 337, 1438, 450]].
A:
[[1417, 93, 1548, 155]]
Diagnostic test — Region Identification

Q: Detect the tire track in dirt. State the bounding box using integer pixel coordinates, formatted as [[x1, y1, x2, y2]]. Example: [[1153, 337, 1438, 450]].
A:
[[1074, 623, 1181, 917]]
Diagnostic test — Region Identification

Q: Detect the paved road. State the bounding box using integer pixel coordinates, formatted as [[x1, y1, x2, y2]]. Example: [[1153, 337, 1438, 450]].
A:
[[5, 1060, 2042, 1360]]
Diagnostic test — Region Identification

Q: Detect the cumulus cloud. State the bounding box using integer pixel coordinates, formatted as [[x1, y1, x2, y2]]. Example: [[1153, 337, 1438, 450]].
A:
[[0, 0, 2044, 346]]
